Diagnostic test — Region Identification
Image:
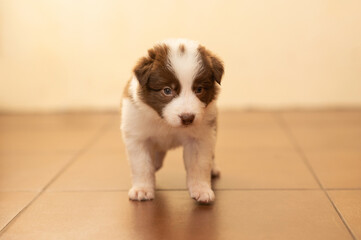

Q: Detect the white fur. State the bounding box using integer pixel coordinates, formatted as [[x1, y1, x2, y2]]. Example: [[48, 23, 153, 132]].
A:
[[121, 39, 219, 203]]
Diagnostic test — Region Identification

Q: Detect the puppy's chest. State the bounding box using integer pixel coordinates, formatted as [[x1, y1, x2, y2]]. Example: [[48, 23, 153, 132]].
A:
[[147, 124, 190, 150], [143, 120, 209, 151], [149, 132, 182, 151]]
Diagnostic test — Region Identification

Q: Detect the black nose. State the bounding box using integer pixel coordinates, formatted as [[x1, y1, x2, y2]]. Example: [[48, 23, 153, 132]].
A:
[[179, 113, 195, 125]]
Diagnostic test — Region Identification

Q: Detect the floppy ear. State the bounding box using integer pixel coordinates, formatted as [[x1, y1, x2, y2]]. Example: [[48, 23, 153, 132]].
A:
[[198, 46, 224, 85], [133, 44, 169, 87], [133, 49, 156, 87], [209, 55, 224, 85]]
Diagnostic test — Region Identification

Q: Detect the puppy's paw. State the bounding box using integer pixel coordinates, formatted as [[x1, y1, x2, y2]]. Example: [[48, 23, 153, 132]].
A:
[[189, 186, 215, 204], [128, 186, 154, 201], [211, 167, 221, 178]]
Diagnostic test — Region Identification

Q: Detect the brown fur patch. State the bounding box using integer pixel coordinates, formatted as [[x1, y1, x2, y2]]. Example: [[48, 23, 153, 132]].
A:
[[193, 46, 224, 105], [133, 44, 181, 117], [198, 45, 224, 85]]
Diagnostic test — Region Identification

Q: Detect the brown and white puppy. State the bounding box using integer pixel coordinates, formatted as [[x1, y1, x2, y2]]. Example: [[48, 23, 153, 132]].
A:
[[121, 39, 224, 203]]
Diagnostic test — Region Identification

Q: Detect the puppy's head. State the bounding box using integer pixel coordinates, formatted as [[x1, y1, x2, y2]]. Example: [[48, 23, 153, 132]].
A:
[[133, 39, 224, 127]]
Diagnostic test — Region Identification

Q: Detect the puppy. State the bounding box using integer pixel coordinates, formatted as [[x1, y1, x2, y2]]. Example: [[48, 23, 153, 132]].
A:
[[121, 39, 224, 203]]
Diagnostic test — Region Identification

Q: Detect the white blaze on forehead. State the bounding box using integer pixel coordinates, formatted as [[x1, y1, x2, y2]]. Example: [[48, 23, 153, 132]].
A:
[[161, 39, 203, 89], [159, 39, 207, 127]]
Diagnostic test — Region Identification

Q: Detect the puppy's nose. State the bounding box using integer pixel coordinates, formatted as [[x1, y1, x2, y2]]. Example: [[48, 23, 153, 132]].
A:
[[179, 113, 195, 126]]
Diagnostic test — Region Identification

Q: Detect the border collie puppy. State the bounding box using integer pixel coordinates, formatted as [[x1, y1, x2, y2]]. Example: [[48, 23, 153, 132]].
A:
[[121, 39, 224, 203]]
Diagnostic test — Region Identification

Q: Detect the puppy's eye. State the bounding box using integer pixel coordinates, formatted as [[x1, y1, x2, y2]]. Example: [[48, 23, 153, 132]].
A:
[[195, 87, 203, 94], [163, 87, 173, 96]]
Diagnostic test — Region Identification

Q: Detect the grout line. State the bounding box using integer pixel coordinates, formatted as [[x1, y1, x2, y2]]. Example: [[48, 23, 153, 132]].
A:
[[275, 113, 357, 240], [0, 117, 114, 237], [23, 187, 361, 193], [0, 190, 40, 193], [212, 188, 321, 191], [326, 188, 361, 191], [3, 188, 360, 194], [43, 188, 323, 193], [275, 114, 323, 189]]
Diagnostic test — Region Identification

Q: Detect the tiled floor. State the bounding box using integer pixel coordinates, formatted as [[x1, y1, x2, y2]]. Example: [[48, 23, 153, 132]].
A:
[[0, 111, 360, 239]]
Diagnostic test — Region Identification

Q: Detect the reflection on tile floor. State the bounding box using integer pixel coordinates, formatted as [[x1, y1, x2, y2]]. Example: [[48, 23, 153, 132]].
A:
[[0, 111, 360, 239]]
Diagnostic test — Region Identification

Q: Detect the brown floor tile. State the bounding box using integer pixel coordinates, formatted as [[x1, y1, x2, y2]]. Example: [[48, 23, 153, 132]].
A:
[[328, 190, 361, 239], [0, 113, 112, 132], [46, 124, 128, 191], [0, 192, 36, 231], [218, 111, 281, 128], [0, 113, 111, 154], [282, 111, 361, 189], [282, 111, 361, 151], [0, 153, 74, 191], [217, 127, 294, 151], [212, 149, 318, 189], [285, 126, 361, 151], [48, 151, 130, 191], [0, 191, 352, 240], [87, 129, 126, 154], [281, 111, 361, 127], [304, 150, 361, 189], [218, 112, 294, 151], [0, 130, 97, 154]]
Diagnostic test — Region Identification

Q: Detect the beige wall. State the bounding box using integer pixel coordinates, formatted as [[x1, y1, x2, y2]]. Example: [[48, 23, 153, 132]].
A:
[[1, 0, 361, 111]]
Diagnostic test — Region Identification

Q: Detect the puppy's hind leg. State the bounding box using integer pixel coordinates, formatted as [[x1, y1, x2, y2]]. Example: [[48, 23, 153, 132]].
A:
[[211, 154, 221, 178], [153, 151, 166, 171], [211, 165, 221, 178]]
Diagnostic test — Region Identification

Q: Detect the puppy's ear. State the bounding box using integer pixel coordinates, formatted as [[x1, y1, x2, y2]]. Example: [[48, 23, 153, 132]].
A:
[[209, 55, 224, 85], [133, 44, 168, 87], [133, 48, 156, 87], [198, 46, 224, 85]]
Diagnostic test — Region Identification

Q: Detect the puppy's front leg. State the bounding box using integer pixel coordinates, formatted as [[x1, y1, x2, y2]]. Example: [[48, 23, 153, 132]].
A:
[[126, 140, 155, 201], [183, 138, 215, 203]]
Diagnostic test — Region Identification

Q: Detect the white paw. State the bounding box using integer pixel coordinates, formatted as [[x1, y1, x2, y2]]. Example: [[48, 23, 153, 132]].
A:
[[189, 186, 215, 204], [128, 187, 154, 201]]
